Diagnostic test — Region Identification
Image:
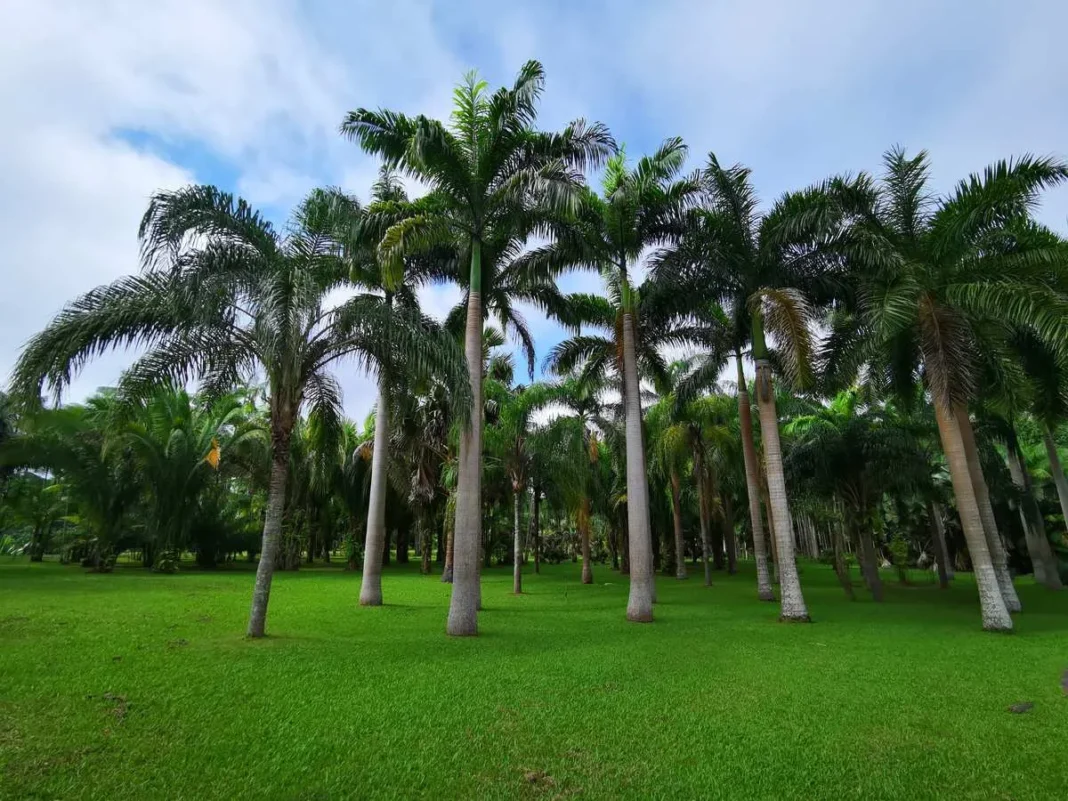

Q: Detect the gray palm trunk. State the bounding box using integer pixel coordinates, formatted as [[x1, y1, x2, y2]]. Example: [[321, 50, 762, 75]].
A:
[[856, 524, 884, 602], [954, 406, 1021, 612], [832, 522, 855, 600], [580, 496, 593, 584], [1005, 440, 1062, 589], [247, 442, 290, 637], [446, 290, 483, 636], [512, 487, 523, 594], [1042, 424, 1068, 532], [694, 455, 712, 586], [736, 356, 775, 601], [754, 360, 809, 621], [359, 375, 390, 606], [670, 469, 687, 579], [622, 312, 655, 622], [531, 488, 542, 574], [928, 501, 952, 589], [932, 400, 1013, 631], [441, 500, 454, 583]]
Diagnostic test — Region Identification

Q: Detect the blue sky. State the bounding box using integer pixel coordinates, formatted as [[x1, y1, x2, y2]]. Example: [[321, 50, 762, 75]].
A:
[[3, 0, 1067, 422]]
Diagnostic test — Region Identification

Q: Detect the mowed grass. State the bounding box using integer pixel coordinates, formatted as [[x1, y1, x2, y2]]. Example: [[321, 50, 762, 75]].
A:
[[1, 559, 1067, 800]]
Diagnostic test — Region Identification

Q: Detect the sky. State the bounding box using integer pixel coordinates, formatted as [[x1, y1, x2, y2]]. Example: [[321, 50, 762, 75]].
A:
[[3, 0, 1067, 424]]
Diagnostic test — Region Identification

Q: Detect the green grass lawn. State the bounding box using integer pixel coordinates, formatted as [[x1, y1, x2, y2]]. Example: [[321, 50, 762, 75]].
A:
[[1, 559, 1066, 800]]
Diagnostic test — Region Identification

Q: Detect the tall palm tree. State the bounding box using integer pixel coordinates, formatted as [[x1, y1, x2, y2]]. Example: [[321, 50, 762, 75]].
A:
[[342, 61, 613, 636], [654, 154, 822, 619], [342, 167, 455, 605], [12, 186, 465, 637], [817, 148, 1068, 630], [533, 141, 701, 621]]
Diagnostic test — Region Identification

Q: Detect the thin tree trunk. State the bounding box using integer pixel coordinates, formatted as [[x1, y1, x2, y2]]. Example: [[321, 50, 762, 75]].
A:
[[622, 311, 654, 622], [670, 469, 687, 579], [532, 489, 541, 574], [955, 405, 1021, 612], [724, 493, 738, 575], [754, 356, 809, 621], [580, 495, 593, 584], [513, 487, 522, 595], [360, 376, 390, 605], [856, 519, 884, 602], [737, 354, 774, 601], [928, 501, 951, 590], [694, 452, 712, 586], [420, 512, 432, 575], [1005, 438, 1062, 590], [1042, 423, 1068, 533], [247, 434, 290, 638], [933, 400, 1013, 631], [447, 264, 483, 636], [709, 473, 725, 572], [441, 502, 454, 584], [833, 522, 854, 600]]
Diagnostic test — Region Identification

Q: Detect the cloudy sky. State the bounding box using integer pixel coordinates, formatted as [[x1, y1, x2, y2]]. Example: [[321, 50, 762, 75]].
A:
[[3, 0, 1067, 422]]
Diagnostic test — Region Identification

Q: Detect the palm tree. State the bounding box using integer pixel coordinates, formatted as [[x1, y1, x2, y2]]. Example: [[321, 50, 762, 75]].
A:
[[114, 384, 265, 568], [784, 390, 931, 600], [341, 168, 457, 605], [342, 61, 613, 636], [654, 154, 821, 619], [534, 376, 608, 585], [2, 397, 139, 570], [533, 141, 700, 621], [817, 148, 1068, 630], [12, 186, 465, 637], [484, 378, 555, 594]]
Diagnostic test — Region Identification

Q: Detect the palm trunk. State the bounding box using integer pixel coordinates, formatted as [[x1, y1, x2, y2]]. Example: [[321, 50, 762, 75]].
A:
[[724, 493, 738, 574], [932, 399, 1013, 631], [247, 431, 291, 637], [1005, 437, 1062, 590], [736, 354, 775, 601], [832, 522, 854, 600], [694, 452, 712, 586], [441, 496, 454, 583], [622, 310, 654, 622], [670, 469, 687, 579], [1042, 423, 1068, 533], [532, 488, 541, 574], [928, 501, 951, 590], [753, 355, 809, 621], [856, 521, 884, 602], [446, 250, 483, 637], [580, 495, 593, 584], [512, 487, 522, 595], [955, 405, 1021, 612], [360, 376, 390, 606]]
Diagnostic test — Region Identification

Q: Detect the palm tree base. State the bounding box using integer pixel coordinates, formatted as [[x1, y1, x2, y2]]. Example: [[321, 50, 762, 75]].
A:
[[758, 591, 776, 602], [779, 613, 811, 623], [626, 611, 654, 623], [981, 622, 1015, 633]]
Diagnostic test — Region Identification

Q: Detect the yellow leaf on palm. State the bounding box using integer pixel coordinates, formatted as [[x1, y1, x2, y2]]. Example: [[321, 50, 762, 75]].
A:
[[205, 438, 221, 469]]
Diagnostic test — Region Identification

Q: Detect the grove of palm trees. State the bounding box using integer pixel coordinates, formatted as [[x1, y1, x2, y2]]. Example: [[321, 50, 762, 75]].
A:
[[3, 58, 1068, 800]]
